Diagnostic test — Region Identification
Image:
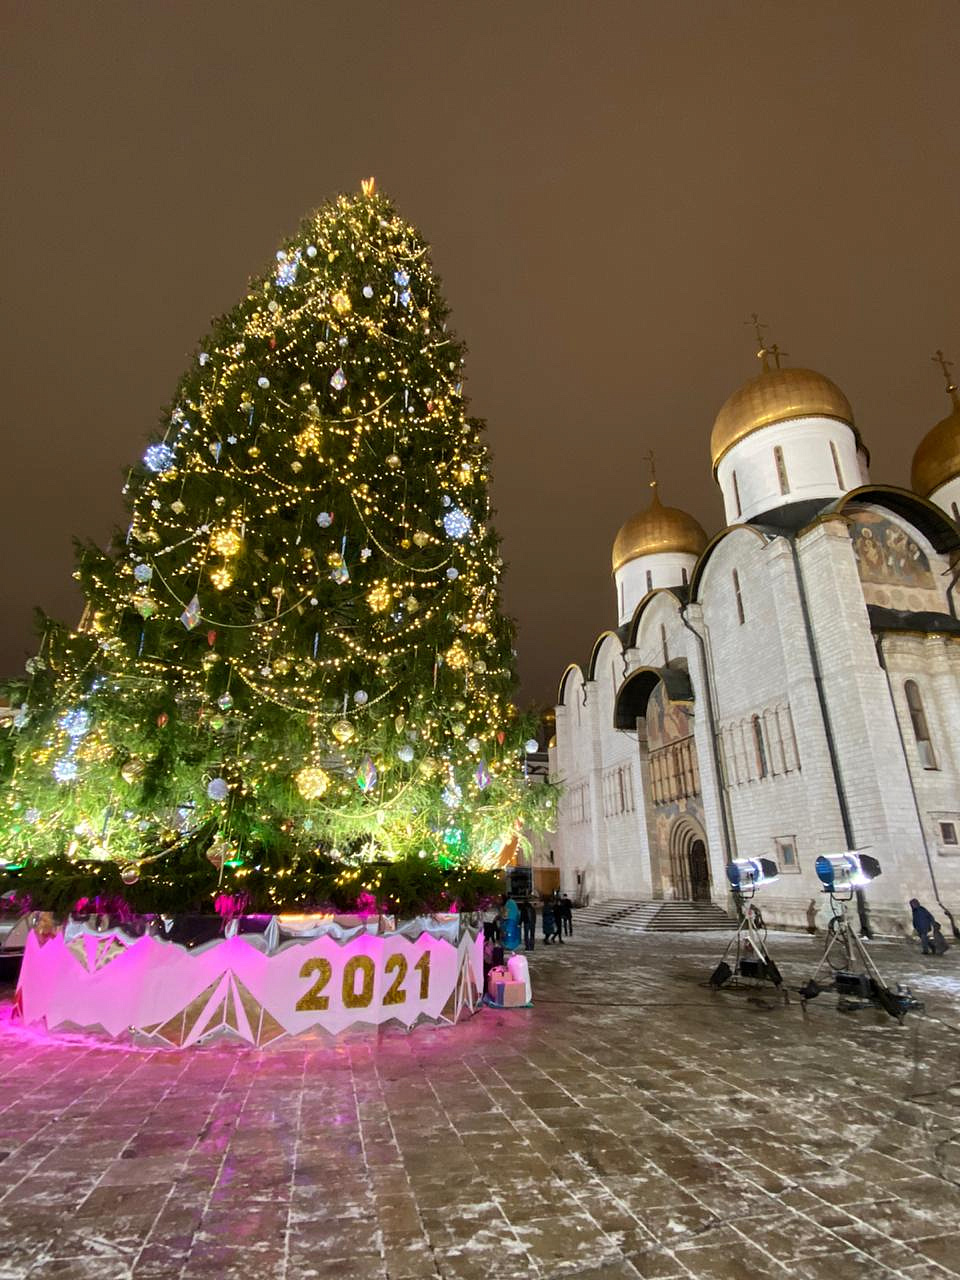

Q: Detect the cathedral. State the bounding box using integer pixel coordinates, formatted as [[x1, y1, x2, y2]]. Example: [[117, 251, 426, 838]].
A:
[[550, 341, 960, 935]]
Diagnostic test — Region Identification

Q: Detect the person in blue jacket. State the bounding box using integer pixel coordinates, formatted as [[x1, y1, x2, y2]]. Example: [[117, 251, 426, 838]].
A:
[[501, 895, 521, 951], [909, 898, 936, 954]]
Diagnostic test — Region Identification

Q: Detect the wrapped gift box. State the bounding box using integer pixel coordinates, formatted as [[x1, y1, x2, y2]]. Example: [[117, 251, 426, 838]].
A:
[[488, 977, 528, 1007]]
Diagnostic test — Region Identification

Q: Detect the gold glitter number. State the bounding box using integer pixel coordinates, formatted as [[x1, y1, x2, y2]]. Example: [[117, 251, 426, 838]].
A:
[[342, 955, 375, 1009], [413, 949, 431, 1000], [296, 956, 332, 1011], [382, 953, 408, 1006]]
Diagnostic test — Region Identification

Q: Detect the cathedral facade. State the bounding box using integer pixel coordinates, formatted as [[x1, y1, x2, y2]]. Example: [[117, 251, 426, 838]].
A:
[[550, 348, 960, 934]]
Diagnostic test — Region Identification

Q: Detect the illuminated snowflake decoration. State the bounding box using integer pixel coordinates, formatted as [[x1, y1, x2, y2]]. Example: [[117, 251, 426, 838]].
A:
[[60, 708, 91, 740], [442, 507, 471, 540], [143, 443, 176, 473], [275, 249, 301, 288], [52, 758, 79, 784], [441, 782, 462, 810]]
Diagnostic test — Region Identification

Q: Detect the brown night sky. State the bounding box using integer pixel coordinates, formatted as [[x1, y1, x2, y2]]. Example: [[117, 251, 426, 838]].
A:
[[2, 2, 959, 707]]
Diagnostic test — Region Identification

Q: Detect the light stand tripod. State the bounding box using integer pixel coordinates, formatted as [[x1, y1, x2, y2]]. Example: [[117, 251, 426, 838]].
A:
[[710, 897, 788, 1004], [800, 894, 922, 1022]]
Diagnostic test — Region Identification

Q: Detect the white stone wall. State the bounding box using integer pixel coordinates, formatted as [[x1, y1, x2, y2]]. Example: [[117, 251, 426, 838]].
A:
[[695, 526, 848, 925], [615, 551, 698, 625], [930, 475, 960, 525], [879, 633, 960, 908], [716, 417, 862, 524], [793, 517, 941, 928]]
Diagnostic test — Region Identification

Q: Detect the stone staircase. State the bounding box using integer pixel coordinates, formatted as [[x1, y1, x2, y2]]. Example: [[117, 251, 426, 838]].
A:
[[574, 899, 734, 933]]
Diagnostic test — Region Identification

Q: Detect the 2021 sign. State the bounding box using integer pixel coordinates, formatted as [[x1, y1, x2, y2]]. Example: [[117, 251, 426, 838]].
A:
[[296, 948, 432, 1012]]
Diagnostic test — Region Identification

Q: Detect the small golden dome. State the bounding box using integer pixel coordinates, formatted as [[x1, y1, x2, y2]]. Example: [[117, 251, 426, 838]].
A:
[[711, 364, 856, 473], [612, 486, 708, 573], [912, 397, 960, 498]]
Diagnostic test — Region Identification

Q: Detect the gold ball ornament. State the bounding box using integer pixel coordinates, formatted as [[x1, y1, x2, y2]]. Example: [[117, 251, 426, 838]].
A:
[[386, 454, 401, 470], [120, 864, 141, 886], [367, 583, 392, 613], [209, 527, 243, 558], [331, 719, 355, 744], [296, 766, 330, 800], [121, 757, 145, 785], [413, 531, 430, 548]]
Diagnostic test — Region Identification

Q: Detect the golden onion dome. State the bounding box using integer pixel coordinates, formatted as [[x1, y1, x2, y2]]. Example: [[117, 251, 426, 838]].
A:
[[912, 386, 960, 499], [711, 363, 856, 473], [612, 486, 708, 573]]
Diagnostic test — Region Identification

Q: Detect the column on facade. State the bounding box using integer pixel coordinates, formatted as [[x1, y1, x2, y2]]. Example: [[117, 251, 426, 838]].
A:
[[677, 601, 729, 903]]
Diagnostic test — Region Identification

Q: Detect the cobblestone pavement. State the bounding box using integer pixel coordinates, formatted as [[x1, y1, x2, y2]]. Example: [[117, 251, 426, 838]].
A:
[[0, 924, 959, 1279]]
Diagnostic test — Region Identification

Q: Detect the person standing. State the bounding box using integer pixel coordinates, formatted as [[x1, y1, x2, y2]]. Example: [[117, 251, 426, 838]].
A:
[[520, 897, 536, 951], [542, 898, 558, 944], [909, 898, 936, 955], [560, 894, 573, 938], [501, 895, 521, 951]]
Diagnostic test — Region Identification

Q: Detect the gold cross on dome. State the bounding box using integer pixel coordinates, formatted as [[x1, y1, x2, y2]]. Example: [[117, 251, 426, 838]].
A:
[[361, 176, 376, 197], [932, 349, 958, 399], [643, 449, 658, 491], [745, 313, 772, 368], [746, 312, 768, 347]]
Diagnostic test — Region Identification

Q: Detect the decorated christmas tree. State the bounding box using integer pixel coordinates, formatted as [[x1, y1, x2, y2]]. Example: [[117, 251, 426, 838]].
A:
[[0, 181, 550, 915]]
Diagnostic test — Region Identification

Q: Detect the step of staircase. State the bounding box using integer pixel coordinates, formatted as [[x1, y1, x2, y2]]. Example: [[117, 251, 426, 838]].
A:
[[575, 899, 734, 932], [645, 901, 733, 931], [574, 900, 649, 926]]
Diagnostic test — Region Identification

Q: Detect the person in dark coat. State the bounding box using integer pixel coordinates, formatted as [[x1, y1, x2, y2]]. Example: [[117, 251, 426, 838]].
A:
[[560, 894, 573, 937], [909, 898, 936, 954], [520, 898, 536, 951], [542, 899, 562, 944]]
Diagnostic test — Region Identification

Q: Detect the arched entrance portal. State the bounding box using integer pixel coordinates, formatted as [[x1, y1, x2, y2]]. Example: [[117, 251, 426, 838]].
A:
[[688, 839, 711, 901], [669, 819, 712, 902]]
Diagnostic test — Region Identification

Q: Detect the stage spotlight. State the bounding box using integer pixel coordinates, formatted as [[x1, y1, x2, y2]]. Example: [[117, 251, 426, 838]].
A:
[[814, 851, 881, 894], [725, 857, 779, 893]]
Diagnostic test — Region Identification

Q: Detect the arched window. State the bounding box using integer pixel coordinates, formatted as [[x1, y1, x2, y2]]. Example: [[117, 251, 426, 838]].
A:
[[904, 680, 937, 769], [681, 565, 689, 585], [952, 501, 959, 523], [752, 714, 769, 778], [774, 445, 790, 495], [645, 569, 653, 593], [732, 469, 742, 518], [830, 440, 845, 489], [661, 623, 669, 665]]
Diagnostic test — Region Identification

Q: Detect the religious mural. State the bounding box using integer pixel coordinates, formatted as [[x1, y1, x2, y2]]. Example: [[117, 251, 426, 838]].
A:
[[646, 680, 694, 753], [850, 509, 942, 612]]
